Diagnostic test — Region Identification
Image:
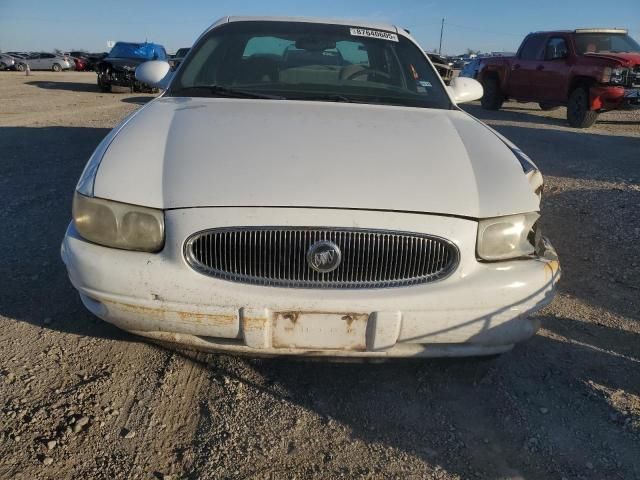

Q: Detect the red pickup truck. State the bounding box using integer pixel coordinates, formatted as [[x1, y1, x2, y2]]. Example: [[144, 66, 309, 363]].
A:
[[478, 29, 640, 127]]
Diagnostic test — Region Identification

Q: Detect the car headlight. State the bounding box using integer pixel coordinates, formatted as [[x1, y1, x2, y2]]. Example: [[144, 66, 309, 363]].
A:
[[73, 192, 164, 252], [602, 67, 628, 85], [477, 212, 540, 261]]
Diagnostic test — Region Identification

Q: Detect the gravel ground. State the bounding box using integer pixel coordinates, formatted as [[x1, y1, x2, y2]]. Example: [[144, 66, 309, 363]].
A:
[[0, 71, 639, 480]]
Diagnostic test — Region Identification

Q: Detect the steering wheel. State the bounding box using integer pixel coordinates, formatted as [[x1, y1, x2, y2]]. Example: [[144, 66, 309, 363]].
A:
[[345, 68, 392, 82]]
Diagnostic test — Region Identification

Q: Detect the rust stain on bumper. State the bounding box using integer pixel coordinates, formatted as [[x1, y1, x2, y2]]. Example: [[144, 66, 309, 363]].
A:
[[109, 300, 237, 328]]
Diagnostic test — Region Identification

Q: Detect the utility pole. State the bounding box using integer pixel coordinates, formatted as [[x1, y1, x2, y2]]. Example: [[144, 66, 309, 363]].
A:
[[439, 17, 445, 54]]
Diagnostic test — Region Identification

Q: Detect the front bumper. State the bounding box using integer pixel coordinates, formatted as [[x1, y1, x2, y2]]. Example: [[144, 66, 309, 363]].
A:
[[591, 86, 640, 110], [98, 70, 148, 90], [61, 208, 560, 358]]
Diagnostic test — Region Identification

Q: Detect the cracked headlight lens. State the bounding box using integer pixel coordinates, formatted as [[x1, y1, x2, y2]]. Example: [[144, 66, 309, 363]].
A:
[[477, 212, 540, 261]]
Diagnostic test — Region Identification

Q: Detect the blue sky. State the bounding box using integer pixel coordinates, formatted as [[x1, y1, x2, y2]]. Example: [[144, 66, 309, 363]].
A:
[[1, 0, 639, 55]]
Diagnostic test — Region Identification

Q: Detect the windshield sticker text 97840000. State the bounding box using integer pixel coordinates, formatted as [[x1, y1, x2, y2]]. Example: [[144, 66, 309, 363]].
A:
[[350, 28, 399, 42]]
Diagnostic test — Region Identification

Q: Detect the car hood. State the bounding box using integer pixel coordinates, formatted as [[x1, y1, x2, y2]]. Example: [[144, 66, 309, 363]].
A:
[[100, 57, 145, 70], [94, 98, 539, 218], [583, 51, 640, 66]]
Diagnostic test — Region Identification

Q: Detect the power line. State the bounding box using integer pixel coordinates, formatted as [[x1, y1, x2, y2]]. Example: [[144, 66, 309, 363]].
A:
[[408, 20, 524, 38]]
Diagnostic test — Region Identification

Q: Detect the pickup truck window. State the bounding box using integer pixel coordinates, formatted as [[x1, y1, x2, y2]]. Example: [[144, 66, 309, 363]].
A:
[[519, 35, 545, 60], [544, 37, 568, 60], [574, 33, 640, 54]]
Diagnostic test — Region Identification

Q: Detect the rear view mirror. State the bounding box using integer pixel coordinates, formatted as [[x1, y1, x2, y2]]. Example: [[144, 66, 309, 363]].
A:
[[135, 60, 172, 89], [447, 77, 483, 104], [295, 37, 336, 51]]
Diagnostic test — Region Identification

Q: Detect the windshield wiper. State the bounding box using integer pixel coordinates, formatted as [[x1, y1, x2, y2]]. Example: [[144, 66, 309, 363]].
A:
[[173, 85, 285, 100], [292, 94, 369, 104]]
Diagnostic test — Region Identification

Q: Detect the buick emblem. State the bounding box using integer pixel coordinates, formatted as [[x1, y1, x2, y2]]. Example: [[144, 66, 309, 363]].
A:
[[307, 240, 342, 273]]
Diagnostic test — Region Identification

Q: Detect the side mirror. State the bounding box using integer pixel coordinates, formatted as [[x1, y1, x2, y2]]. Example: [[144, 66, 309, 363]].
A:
[[135, 60, 172, 90], [447, 76, 483, 104]]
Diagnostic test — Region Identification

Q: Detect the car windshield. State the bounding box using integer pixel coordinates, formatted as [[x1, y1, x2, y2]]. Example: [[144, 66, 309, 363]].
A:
[[109, 42, 167, 60], [169, 21, 451, 109], [574, 33, 640, 54], [175, 48, 190, 57]]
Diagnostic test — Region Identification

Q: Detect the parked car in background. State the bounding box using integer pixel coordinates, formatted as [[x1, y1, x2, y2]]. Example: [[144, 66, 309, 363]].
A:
[[63, 16, 559, 359], [460, 57, 482, 79], [452, 57, 467, 69], [478, 28, 640, 127], [72, 56, 88, 71], [96, 42, 167, 92], [5, 52, 28, 71], [0, 54, 16, 70], [427, 53, 454, 84], [169, 47, 190, 70], [18, 52, 72, 71]]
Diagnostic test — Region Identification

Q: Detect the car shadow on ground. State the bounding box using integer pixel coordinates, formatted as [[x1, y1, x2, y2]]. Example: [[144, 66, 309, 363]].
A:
[[596, 118, 640, 125], [121, 96, 154, 105], [463, 102, 640, 129], [25, 80, 100, 93], [0, 126, 127, 342], [463, 103, 568, 127], [25, 80, 158, 101]]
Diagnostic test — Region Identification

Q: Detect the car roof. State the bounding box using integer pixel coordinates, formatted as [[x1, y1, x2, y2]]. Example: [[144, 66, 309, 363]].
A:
[[224, 15, 399, 34], [529, 28, 628, 36], [113, 41, 165, 48]]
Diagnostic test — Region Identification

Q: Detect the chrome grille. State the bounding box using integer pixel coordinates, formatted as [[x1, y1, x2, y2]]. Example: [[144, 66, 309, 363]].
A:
[[632, 66, 640, 87], [185, 227, 459, 289]]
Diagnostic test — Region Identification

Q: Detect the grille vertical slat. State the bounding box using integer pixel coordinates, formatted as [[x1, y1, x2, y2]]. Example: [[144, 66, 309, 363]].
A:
[[186, 227, 458, 289]]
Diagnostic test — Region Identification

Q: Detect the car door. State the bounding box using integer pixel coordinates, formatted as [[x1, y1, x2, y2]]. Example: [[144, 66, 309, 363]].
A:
[[531, 36, 571, 102], [27, 53, 43, 69], [506, 34, 546, 100], [40, 53, 55, 69]]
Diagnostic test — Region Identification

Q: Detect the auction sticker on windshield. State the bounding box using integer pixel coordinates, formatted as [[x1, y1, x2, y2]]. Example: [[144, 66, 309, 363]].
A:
[[350, 28, 399, 42]]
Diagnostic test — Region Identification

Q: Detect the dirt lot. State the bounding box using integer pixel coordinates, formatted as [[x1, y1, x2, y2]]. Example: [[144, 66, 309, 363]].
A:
[[1, 71, 639, 480]]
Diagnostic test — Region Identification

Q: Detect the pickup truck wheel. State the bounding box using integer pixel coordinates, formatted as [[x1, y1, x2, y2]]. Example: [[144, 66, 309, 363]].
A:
[[567, 87, 598, 128], [539, 102, 560, 111], [16, 63, 25, 72], [480, 77, 504, 110]]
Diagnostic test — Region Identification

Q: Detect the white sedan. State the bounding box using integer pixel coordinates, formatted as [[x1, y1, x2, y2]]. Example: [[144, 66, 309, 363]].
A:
[[61, 16, 560, 358]]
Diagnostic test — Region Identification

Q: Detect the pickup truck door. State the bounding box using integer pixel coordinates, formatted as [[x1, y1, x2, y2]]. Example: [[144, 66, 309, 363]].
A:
[[507, 34, 546, 100], [530, 36, 571, 102]]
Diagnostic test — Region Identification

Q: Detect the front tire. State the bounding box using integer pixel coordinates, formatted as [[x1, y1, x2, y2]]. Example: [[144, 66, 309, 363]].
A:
[[539, 102, 560, 111], [567, 87, 598, 128], [481, 76, 504, 110], [97, 76, 112, 93], [16, 63, 25, 72], [52, 63, 61, 72]]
